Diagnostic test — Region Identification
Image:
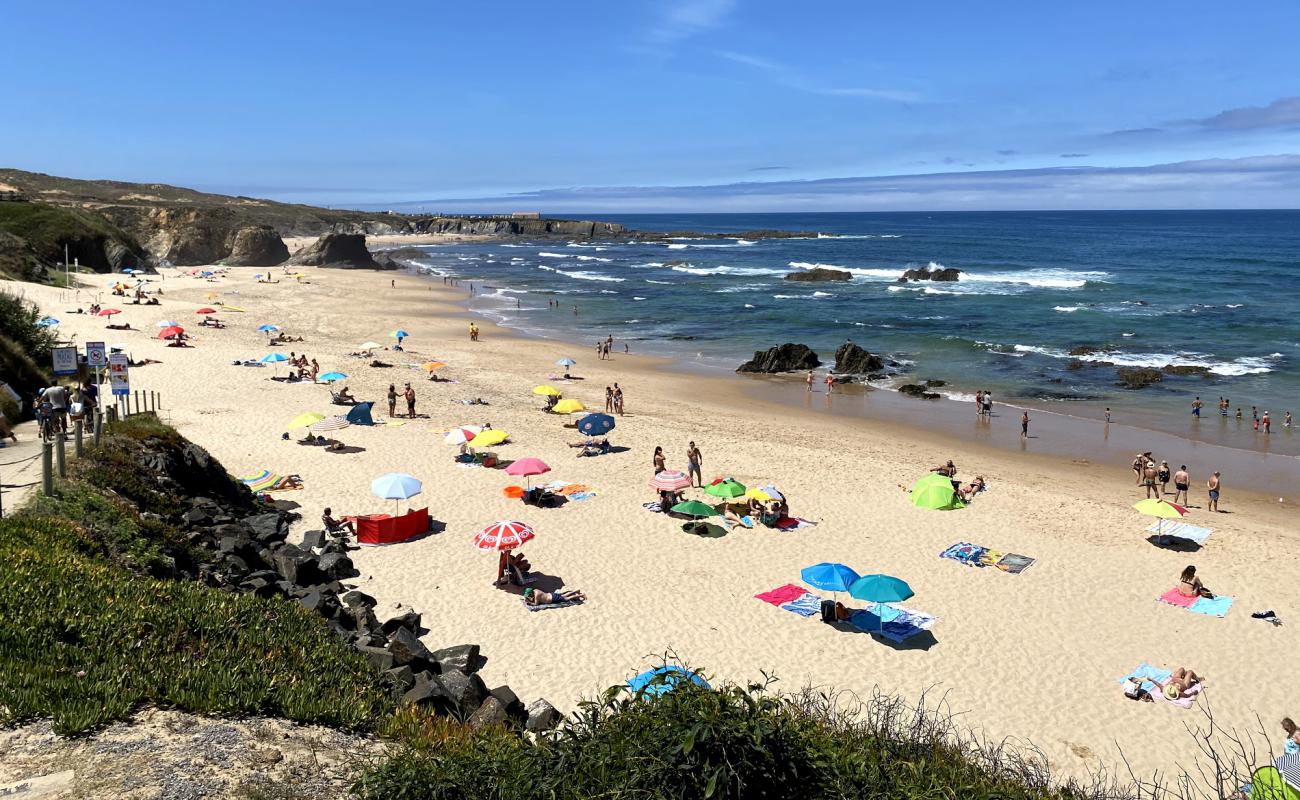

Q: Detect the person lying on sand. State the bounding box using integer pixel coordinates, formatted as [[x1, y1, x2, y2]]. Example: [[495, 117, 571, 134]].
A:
[[957, 476, 986, 503], [128, 358, 161, 367], [106, 322, 133, 330], [270, 474, 304, 490], [524, 587, 585, 606], [1125, 667, 1204, 702], [370, 359, 392, 368]]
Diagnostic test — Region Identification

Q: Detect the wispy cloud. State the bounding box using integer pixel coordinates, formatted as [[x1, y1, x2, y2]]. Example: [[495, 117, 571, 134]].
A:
[[1106, 127, 1165, 138], [713, 49, 920, 104], [996, 149, 1019, 156], [645, 0, 736, 47], [1059, 153, 1089, 159], [748, 165, 789, 172], [1190, 96, 1300, 131]]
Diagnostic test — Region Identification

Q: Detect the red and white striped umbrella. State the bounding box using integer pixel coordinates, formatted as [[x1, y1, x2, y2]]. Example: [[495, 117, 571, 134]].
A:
[[474, 520, 535, 551], [444, 425, 483, 445], [649, 470, 691, 492]]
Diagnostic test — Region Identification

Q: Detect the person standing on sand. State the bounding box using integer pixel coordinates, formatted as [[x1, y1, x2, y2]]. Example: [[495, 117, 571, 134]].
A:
[[806, 371, 814, 391], [686, 441, 703, 488], [605, 385, 613, 413], [1262, 411, 1271, 433], [387, 384, 397, 417], [1142, 459, 1159, 499], [1105, 407, 1112, 423], [1157, 460, 1171, 496], [825, 371, 835, 394], [1207, 471, 1222, 512], [1020, 410, 1029, 438], [653, 446, 665, 475], [1132, 453, 1145, 484], [983, 390, 993, 417], [1192, 396, 1202, 418], [613, 383, 624, 415], [404, 383, 416, 418], [975, 390, 984, 416], [1173, 465, 1190, 505]]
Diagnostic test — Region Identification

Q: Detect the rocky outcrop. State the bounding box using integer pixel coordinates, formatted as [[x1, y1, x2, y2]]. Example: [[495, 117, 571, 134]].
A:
[[1162, 365, 1211, 377], [898, 382, 943, 400], [1117, 367, 1163, 389], [785, 267, 851, 282], [833, 342, 884, 375], [897, 265, 962, 282], [288, 233, 380, 269], [736, 343, 820, 373], [225, 225, 289, 266], [415, 217, 626, 239]]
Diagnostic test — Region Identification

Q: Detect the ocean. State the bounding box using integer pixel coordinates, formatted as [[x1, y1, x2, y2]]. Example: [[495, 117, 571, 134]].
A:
[[399, 210, 1300, 459]]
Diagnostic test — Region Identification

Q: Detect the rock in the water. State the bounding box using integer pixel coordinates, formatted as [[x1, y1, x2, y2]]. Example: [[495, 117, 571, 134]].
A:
[[225, 225, 289, 266], [525, 698, 561, 732], [785, 267, 851, 282], [897, 266, 962, 282], [833, 342, 884, 375], [287, 233, 379, 269], [1117, 367, 1164, 389], [1162, 364, 1210, 377], [736, 343, 820, 374], [898, 383, 941, 399]]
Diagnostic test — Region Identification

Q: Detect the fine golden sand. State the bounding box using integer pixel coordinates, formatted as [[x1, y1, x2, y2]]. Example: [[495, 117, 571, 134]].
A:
[[9, 262, 1297, 785]]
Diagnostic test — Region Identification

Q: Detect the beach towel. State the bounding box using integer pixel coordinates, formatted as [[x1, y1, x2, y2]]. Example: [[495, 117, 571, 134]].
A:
[[729, 515, 754, 529], [1158, 587, 1199, 608], [456, 461, 483, 469], [1119, 664, 1201, 708], [1146, 521, 1213, 544], [995, 553, 1035, 573], [523, 598, 584, 612], [642, 502, 662, 513], [1159, 588, 1234, 617], [780, 592, 823, 617], [940, 542, 987, 566], [849, 604, 936, 643], [774, 517, 817, 531], [569, 491, 597, 501], [976, 549, 1006, 568], [754, 584, 807, 607]]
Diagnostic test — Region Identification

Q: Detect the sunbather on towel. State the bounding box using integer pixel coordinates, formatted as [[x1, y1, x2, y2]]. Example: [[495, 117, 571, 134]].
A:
[[322, 507, 356, 536], [524, 587, 585, 606], [1124, 666, 1204, 702], [271, 474, 304, 490], [1178, 565, 1215, 599], [957, 476, 986, 503]]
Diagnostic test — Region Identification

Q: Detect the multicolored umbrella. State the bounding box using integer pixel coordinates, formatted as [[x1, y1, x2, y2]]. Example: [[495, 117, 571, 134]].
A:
[[444, 425, 483, 445], [1133, 498, 1189, 536], [157, 326, 185, 340], [311, 416, 350, 432], [474, 520, 535, 551], [552, 399, 585, 414], [649, 470, 691, 492], [576, 413, 615, 436], [704, 478, 746, 499]]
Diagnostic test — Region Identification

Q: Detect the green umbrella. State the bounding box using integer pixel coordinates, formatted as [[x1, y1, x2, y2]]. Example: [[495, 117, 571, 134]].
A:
[[704, 479, 746, 500], [910, 473, 964, 510], [671, 500, 718, 518]]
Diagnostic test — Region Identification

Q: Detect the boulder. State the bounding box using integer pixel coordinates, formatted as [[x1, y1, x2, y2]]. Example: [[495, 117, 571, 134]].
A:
[[244, 512, 288, 544], [225, 225, 289, 266], [387, 628, 434, 667], [784, 267, 851, 282], [380, 610, 422, 638], [1162, 365, 1210, 377], [898, 383, 941, 400], [300, 530, 326, 550], [354, 644, 395, 672], [287, 233, 379, 269], [489, 685, 526, 720], [897, 266, 962, 282], [402, 672, 451, 710], [1117, 367, 1164, 389], [833, 342, 884, 375], [342, 590, 377, 609], [431, 644, 482, 674], [318, 552, 357, 580], [271, 546, 326, 586], [736, 343, 820, 374], [525, 698, 561, 732], [468, 696, 510, 729], [436, 669, 488, 716], [384, 665, 416, 692]]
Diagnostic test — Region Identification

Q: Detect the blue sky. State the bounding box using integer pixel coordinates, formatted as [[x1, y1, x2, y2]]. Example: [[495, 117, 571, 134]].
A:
[[5, 0, 1299, 210]]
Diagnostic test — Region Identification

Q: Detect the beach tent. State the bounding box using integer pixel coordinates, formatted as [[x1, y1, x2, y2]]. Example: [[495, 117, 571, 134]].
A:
[[346, 402, 376, 426]]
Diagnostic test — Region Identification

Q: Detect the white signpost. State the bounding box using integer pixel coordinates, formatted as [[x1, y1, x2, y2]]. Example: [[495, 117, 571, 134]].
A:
[[108, 353, 130, 397], [52, 346, 78, 376]]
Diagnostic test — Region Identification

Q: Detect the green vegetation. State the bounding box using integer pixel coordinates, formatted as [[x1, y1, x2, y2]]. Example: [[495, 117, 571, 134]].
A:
[[0, 417, 395, 735], [0, 200, 148, 274], [0, 287, 57, 415]]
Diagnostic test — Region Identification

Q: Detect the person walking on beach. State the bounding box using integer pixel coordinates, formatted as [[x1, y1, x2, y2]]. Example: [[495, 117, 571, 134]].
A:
[[1142, 459, 1160, 498], [806, 371, 814, 391], [605, 385, 613, 413], [404, 383, 416, 418], [686, 441, 703, 488], [1192, 396, 1202, 418], [1020, 410, 1029, 439], [653, 446, 665, 475], [825, 371, 835, 394], [1105, 407, 1112, 423], [1132, 453, 1146, 484], [387, 384, 397, 417], [1173, 465, 1190, 505], [1207, 471, 1222, 512]]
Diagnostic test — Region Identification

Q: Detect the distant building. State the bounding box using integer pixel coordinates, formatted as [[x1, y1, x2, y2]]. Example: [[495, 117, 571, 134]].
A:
[[510, 211, 541, 219]]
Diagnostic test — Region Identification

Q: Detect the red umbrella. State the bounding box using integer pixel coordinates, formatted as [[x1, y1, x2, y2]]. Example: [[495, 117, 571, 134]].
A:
[[474, 520, 535, 551], [158, 325, 185, 340], [195, 307, 217, 314], [97, 308, 122, 317], [649, 470, 691, 492]]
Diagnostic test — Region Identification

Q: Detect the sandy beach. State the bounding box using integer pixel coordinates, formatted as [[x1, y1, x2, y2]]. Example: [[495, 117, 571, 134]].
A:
[[8, 263, 1297, 786]]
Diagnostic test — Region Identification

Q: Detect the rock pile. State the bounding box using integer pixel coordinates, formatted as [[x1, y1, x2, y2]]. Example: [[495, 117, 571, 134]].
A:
[[736, 343, 821, 373], [897, 265, 962, 282], [287, 233, 381, 269]]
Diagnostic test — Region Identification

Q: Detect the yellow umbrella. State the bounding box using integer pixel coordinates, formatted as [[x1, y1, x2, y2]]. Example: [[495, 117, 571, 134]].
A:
[[469, 429, 509, 447], [744, 487, 772, 502], [421, 361, 447, 372], [287, 412, 326, 429], [532, 385, 562, 396], [552, 399, 585, 414], [1132, 498, 1188, 519]]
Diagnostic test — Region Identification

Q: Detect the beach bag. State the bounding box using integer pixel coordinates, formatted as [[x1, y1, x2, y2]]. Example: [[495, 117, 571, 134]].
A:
[[820, 600, 837, 624], [1122, 679, 1143, 700]]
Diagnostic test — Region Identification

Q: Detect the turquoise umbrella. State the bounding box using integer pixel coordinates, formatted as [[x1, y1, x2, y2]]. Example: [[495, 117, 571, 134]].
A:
[[849, 574, 914, 632], [319, 371, 347, 382], [261, 352, 289, 363]]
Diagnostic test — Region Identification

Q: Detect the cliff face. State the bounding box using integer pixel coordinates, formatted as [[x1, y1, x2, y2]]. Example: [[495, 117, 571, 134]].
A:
[[0, 200, 153, 277]]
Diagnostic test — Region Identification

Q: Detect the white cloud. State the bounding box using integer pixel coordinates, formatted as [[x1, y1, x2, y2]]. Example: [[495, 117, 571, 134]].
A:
[[713, 49, 921, 104], [645, 0, 736, 47]]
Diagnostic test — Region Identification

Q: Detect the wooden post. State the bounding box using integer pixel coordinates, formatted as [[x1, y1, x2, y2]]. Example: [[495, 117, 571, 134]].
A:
[[55, 433, 66, 478], [94, 408, 103, 445], [42, 441, 54, 496], [74, 419, 84, 457], [133, 390, 140, 416]]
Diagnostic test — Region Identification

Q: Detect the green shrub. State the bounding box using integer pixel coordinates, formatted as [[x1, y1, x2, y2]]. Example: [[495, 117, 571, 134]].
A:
[[0, 288, 56, 412]]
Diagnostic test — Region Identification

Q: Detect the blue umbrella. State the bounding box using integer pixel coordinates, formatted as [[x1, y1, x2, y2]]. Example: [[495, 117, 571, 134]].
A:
[[801, 562, 861, 593], [627, 666, 710, 698], [849, 574, 913, 604], [260, 352, 289, 363], [319, 371, 347, 382], [556, 357, 577, 367], [391, 329, 410, 339], [36, 317, 60, 327], [576, 413, 615, 436], [371, 472, 423, 515], [258, 324, 281, 332]]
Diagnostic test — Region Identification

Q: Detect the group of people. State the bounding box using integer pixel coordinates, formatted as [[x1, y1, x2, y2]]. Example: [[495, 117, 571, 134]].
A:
[[1204, 397, 1292, 433], [932, 459, 987, 503], [468, 323, 480, 341], [1131, 452, 1220, 510], [654, 443, 703, 486], [285, 352, 320, 382], [604, 383, 625, 416], [387, 383, 418, 418], [973, 390, 995, 417], [595, 335, 624, 359]]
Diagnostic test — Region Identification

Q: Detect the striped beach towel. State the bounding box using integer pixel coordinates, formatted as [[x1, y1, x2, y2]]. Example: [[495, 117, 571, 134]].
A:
[[1146, 521, 1213, 544]]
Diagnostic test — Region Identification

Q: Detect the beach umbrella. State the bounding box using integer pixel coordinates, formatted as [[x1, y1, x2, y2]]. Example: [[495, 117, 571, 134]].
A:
[[319, 371, 348, 383], [1133, 498, 1189, 536], [649, 470, 691, 492], [390, 329, 410, 339], [156, 319, 179, 328], [745, 487, 773, 502], [195, 307, 217, 314], [849, 574, 915, 633], [552, 399, 585, 414], [372, 472, 423, 515], [444, 425, 483, 445], [533, 385, 562, 397], [576, 413, 615, 436], [556, 357, 577, 367], [469, 429, 509, 448], [474, 520, 535, 552], [505, 457, 551, 488], [420, 361, 446, 372], [358, 341, 381, 350], [801, 563, 861, 594], [97, 308, 122, 316], [705, 478, 747, 500], [287, 411, 326, 429], [671, 500, 718, 518], [311, 415, 350, 431], [36, 317, 59, 327], [910, 473, 963, 510], [261, 352, 290, 363], [157, 325, 184, 340], [258, 324, 281, 332], [628, 665, 710, 698]]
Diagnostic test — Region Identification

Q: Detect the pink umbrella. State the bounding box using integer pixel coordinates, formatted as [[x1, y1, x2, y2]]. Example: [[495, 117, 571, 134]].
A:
[[474, 520, 535, 551], [649, 470, 691, 492], [504, 457, 551, 488], [97, 308, 122, 317]]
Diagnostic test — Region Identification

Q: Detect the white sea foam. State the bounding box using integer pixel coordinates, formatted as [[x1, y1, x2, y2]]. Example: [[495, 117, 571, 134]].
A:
[[1054, 306, 1085, 312], [667, 243, 689, 250], [922, 287, 959, 295], [538, 251, 572, 258], [787, 261, 902, 280], [633, 296, 647, 301], [772, 293, 831, 300], [671, 264, 785, 277], [537, 264, 624, 282], [1226, 304, 1244, 309], [574, 255, 613, 262], [644, 279, 672, 285], [1009, 344, 1278, 375], [713, 284, 769, 293], [744, 303, 756, 308]]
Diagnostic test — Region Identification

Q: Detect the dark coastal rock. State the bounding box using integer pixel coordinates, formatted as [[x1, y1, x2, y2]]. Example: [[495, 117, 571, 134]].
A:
[[833, 342, 884, 375], [664, 259, 689, 267], [387, 628, 434, 668], [1117, 367, 1164, 389], [468, 696, 511, 729], [431, 644, 482, 675], [370, 252, 405, 271], [897, 266, 962, 282], [436, 669, 488, 715], [898, 383, 941, 400], [225, 225, 289, 266], [736, 343, 820, 374], [1162, 365, 1211, 377], [384, 665, 417, 692], [1069, 345, 1109, 356], [785, 267, 851, 282], [300, 530, 326, 551], [380, 610, 423, 638], [402, 672, 451, 710], [489, 685, 526, 721], [525, 698, 561, 732], [287, 233, 379, 269], [342, 590, 377, 609], [354, 644, 395, 672]]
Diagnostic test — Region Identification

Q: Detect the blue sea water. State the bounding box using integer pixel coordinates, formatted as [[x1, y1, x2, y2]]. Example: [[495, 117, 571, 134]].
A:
[[402, 211, 1300, 454]]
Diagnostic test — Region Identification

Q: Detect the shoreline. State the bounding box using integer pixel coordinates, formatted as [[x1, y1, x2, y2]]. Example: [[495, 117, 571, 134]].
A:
[[8, 264, 1297, 785]]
